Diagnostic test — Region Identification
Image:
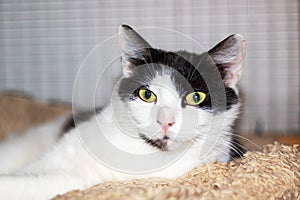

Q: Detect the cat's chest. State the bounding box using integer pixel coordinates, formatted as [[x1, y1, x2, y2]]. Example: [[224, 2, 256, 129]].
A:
[[72, 105, 201, 176]]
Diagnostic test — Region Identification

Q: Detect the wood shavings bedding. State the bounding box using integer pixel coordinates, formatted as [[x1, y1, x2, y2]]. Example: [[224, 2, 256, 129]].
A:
[[54, 142, 299, 200]]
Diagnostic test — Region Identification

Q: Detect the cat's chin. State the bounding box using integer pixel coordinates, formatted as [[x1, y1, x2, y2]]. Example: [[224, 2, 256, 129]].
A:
[[167, 139, 195, 152], [139, 134, 193, 152], [139, 134, 168, 151]]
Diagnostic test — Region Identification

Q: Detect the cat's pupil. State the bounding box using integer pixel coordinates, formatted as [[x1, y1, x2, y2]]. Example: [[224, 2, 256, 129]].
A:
[[144, 90, 151, 99], [193, 93, 200, 102]]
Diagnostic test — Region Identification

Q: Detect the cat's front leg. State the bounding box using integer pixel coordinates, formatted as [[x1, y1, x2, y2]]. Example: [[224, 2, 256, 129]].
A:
[[0, 174, 83, 200], [0, 116, 70, 174]]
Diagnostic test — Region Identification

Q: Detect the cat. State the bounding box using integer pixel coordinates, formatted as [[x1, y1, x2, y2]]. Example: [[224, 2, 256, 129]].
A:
[[0, 25, 246, 200]]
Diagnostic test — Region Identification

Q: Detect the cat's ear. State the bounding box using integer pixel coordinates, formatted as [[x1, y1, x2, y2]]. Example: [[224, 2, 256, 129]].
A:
[[119, 25, 152, 77], [208, 34, 246, 88]]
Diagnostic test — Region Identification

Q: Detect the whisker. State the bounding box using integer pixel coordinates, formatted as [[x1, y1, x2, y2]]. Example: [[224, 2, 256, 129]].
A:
[[230, 133, 263, 151], [213, 135, 246, 156], [195, 133, 245, 160], [194, 129, 260, 154], [212, 145, 242, 163], [229, 139, 248, 151], [227, 143, 244, 158]]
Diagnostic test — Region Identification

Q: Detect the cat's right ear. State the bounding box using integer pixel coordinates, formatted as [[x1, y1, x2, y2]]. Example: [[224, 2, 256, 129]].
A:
[[119, 25, 152, 77], [208, 34, 246, 88]]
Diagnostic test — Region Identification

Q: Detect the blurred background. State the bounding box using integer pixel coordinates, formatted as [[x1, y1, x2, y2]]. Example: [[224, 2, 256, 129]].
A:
[[0, 0, 299, 135]]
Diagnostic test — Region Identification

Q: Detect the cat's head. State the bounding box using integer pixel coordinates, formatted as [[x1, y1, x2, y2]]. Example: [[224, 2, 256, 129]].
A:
[[117, 25, 245, 152]]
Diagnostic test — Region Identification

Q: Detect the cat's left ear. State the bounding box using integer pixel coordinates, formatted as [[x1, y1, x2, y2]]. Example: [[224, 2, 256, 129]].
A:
[[119, 25, 152, 77], [208, 34, 246, 88]]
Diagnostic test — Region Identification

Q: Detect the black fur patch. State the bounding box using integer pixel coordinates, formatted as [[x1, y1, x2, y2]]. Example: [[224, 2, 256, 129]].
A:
[[61, 108, 103, 135], [118, 48, 239, 112], [229, 137, 245, 159], [139, 134, 168, 151]]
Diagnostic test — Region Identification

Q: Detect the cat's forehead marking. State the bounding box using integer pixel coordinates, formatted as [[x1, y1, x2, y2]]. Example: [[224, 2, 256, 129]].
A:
[[149, 71, 181, 106], [151, 70, 177, 93], [154, 51, 209, 95]]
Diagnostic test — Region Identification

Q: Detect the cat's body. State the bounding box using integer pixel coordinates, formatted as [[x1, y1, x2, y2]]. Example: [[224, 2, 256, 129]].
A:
[[0, 25, 246, 199]]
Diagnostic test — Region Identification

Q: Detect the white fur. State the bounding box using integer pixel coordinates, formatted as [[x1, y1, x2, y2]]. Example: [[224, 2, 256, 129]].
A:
[[0, 116, 69, 174], [0, 70, 239, 199]]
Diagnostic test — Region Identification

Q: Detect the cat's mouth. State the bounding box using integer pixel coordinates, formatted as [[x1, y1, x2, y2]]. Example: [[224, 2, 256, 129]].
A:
[[139, 134, 168, 151]]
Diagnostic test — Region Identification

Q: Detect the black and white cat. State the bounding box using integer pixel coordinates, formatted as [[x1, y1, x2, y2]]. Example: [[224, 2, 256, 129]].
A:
[[0, 25, 245, 199]]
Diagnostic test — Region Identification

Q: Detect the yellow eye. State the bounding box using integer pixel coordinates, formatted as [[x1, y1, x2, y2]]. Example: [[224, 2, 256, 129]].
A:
[[138, 88, 157, 103], [185, 92, 206, 106]]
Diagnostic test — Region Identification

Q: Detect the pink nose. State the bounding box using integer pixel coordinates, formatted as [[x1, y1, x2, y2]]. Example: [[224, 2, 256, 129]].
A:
[[157, 107, 176, 134], [157, 120, 175, 133]]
